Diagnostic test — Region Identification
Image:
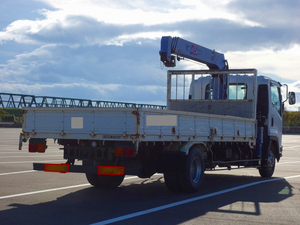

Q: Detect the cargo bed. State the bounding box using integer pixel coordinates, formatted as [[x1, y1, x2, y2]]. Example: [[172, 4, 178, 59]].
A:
[[21, 107, 256, 149]]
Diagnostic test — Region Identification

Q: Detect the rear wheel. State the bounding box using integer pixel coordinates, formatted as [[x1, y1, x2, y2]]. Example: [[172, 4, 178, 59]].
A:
[[164, 172, 182, 192], [84, 160, 125, 188], [179, 147, 205, 193], [85, 173, 125, 188]]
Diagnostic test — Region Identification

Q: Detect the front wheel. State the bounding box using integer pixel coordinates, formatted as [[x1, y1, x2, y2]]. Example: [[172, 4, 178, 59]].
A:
[[259, 146, 275, 178], [179, 147, 205, 193]]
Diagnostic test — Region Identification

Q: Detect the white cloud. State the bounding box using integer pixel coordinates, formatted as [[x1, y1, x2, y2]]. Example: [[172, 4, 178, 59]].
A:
[[227, 0, 300, 28], [0, 0, 300, 109], [226, 45, 300, 81], [38, 0, 251, 26], [0, 42, 167, 103], [0, 44, 56, 83], [0, 0, 263, 46]]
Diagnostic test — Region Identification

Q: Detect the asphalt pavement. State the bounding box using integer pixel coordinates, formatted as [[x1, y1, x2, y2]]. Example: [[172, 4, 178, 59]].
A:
[[0, 128, 299, 225]]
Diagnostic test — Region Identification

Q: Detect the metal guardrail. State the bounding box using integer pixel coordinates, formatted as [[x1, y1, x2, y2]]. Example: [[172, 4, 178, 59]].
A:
[[283, 126, 300, 134], [0, 93, 166, 109]]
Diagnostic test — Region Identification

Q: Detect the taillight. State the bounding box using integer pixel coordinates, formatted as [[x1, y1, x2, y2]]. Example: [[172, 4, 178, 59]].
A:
[[114, 147, 124, 156], [114, 147, 135, 157], [29, 138, 47, 153], [29, 143, 37, 152]]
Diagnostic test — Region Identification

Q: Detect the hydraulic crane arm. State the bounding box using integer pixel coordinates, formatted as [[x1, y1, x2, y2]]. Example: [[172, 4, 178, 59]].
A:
[[159, 36, 229, 99], [159, 36, 228, 70]]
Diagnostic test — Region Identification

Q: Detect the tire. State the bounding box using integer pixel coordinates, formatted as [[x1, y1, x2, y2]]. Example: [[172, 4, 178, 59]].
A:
[[179, 147, 205, 193], [259, 145, 275, 178], [85, 173, 125, 188], [164, 172, 182, 192], [85, 173, 100, 186], [84, 160, 125, 188]]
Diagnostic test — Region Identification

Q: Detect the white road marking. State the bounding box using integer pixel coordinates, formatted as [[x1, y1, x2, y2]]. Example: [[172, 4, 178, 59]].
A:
[[0, 170, 36, 176], [90, 175, 300, 225], [0, 151, 63, 154], [0, 160, 64, 164], [278, 161, 300, 165], [283, 145, 300, 149], [0, 176, 138, 200], [0, 184, 90, 200], [0, 155, 62, 158]]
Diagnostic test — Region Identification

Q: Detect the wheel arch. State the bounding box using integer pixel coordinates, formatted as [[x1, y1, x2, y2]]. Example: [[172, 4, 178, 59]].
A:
[[269, 136, 280, 161], [160, 142, 208, 174], [177, 142, 208, 156]]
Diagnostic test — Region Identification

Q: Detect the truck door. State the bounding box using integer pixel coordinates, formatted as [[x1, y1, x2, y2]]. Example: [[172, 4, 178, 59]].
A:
[[269, 82, 283, 157]]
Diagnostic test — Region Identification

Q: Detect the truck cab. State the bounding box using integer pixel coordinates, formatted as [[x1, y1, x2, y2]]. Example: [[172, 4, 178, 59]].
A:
[[257, 77, 284, 161], [188, 73, 290, 162]]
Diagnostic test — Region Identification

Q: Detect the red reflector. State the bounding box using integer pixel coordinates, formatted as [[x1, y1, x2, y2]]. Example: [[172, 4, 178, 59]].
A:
[[126, 149, 134, 156], [44, 164, 70, 173], [98, 166, 124, 176]]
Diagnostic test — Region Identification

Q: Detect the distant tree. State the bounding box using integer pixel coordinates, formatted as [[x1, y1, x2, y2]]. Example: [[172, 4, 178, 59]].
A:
[[2, 115, 15, 122], [0, 108, 22, 122], [283, 111, 300, 127], [0, 109, 9, 122]]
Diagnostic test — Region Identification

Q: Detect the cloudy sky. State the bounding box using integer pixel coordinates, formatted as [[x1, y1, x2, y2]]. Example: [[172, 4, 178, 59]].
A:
[[0, 0, 299, 109]]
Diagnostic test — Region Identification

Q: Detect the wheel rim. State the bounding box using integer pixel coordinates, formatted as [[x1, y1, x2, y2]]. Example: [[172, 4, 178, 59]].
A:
[[267, 152, 275, 169], [190, 157, 202, 183]]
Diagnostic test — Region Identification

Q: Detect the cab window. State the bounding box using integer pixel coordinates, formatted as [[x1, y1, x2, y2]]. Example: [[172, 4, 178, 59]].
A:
[[229, 84, 247, 100], [271, 83, 282, 115]]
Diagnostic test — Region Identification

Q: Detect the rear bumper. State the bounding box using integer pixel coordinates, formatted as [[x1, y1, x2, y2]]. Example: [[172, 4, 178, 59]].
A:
[[33, 163, 138, 175], [33, 163, 93, 173]]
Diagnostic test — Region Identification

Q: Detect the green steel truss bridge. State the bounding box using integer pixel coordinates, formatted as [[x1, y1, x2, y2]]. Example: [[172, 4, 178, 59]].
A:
[[0, 93, 166, 109]]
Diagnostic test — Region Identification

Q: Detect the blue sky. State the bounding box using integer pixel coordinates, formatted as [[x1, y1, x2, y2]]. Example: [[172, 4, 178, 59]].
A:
[[1, 0, 300, 109]]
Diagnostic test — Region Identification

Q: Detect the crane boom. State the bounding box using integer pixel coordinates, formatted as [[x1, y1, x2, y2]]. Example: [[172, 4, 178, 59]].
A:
[[159, 36, 228, 69], [159, 36, 229, 99]]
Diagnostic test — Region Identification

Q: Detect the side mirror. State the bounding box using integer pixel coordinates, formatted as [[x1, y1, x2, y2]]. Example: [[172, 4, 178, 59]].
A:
[[289, 92, 296, 105]]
